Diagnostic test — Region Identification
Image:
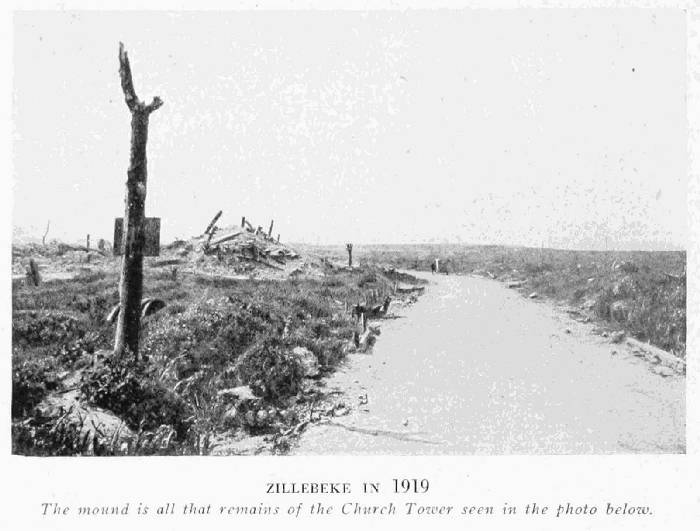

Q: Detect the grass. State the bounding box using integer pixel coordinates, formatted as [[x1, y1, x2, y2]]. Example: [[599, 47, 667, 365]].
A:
[[301, 243, 686, 357], [12, 262, 420, 455]]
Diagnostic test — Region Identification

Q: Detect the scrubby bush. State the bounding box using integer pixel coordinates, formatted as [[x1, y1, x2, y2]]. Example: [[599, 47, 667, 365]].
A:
[[143, 299, 275, 377], [234, 336, 304, 402], [58, 330, 109, 366], [12, 357, 60, 418], [358, 272, 378, 287], [13, 310, 86, 347], [80, 353, 191, 436]]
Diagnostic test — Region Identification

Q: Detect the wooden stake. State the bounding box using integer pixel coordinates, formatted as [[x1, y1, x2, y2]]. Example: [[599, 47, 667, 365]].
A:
[[113, 42, 164, 361], [204, 210, 222, 235], [42, 220, 50, 246], [26, 258, 41, 286]]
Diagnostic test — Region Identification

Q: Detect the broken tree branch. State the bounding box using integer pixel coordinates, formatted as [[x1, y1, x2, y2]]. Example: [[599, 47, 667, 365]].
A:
[[204, 210, 223, 235], [118, 42, 163, 114], [118, 42, 139, 111], [210, 230, 243, 247]]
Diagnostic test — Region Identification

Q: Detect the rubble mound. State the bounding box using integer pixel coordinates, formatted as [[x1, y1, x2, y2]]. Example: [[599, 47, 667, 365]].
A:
[[164, 225, 325, 280]]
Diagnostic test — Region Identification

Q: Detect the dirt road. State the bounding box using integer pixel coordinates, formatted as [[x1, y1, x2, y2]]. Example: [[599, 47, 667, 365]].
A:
[[293, 273, 685, 454]]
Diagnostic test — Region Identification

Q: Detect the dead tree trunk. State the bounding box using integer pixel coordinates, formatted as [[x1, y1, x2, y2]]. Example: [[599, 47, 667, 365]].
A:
[[268, 219, 274, 238], [113, 42, 164, 361], [346, 243, 353, 268], [241, 216, 246, 228], [86, 234, 90, 250]]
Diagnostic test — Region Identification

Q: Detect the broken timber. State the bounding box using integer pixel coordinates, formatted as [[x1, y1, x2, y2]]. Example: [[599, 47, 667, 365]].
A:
[[209, 230, 243, 247], [204, 210, 223, 235]]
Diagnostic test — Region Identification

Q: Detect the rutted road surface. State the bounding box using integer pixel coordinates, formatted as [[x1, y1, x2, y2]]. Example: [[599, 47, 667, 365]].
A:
[[293, 272, 685, 454]]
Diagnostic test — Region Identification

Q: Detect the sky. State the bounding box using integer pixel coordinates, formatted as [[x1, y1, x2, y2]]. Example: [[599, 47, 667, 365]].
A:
[[12, 9, 687, 250]]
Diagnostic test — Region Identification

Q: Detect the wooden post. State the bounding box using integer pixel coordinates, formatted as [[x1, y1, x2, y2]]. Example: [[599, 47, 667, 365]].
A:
[[241, 216, 246, 228], [113, 42, 164, 361], [346, 243, 353, 268], [26, 258, 41, 286], [204, 210, 222, 235], [277, 233, 280, 243], [42, 220, 50, 246], [268, 219, 274, 238], [86, 234, 90, 250]]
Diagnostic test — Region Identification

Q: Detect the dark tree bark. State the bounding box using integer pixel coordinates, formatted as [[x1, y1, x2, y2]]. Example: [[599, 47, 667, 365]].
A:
[[114, 42, 163, 360]]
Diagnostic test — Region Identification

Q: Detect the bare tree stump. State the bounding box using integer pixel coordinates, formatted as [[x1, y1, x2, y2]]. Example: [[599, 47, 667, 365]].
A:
[[113, 42, 164, 361]]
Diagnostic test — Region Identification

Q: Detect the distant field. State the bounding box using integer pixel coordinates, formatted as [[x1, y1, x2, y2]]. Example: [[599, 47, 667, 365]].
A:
[[298, 243, 686, 358]]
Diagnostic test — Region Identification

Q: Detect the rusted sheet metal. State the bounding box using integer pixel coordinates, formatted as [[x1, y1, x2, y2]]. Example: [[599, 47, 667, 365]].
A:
[[113, 217, 161, 256]]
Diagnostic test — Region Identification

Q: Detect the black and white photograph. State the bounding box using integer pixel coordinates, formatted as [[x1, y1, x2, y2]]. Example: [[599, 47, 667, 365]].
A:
[[6, 2, 700, 529], [8, 6, 689, 459]]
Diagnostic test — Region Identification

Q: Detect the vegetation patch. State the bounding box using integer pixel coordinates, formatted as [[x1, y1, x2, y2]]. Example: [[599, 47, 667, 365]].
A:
[[12, 256, 423, 455]]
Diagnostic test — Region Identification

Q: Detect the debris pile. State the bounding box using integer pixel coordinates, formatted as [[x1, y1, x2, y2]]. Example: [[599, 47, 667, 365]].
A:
[[202, 229, 299, 265], [165, 212, 320, 280]]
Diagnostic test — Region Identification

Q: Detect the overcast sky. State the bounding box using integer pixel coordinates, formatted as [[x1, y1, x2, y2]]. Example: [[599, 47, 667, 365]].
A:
[[12, 9, 687, 250]]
